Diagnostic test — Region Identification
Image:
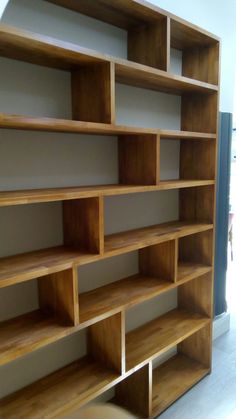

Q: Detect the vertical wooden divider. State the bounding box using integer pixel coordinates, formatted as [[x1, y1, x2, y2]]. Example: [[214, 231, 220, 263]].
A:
[[71, 61, 115, 123], [63, 196, 104, 254], [139, 239, 178, 282], [128, 17, 170, 71], [180, 139, 216, 180], [87, 311, 125, 375], [178, 323, 212, 369], [179, 185, 215, 223], [38, 266, 79, 326], [178, 230, 213, 267], [181, 93, 218, 134], [182, 42, 219, 85], [178, 272, 213, 318], [118, 134, 160, 185], [115, 362, 152, 418]]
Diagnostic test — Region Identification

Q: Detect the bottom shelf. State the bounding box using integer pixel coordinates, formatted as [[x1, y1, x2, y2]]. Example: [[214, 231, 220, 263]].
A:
[[0, 356, 119, 419], [152, 353, 209, 417]]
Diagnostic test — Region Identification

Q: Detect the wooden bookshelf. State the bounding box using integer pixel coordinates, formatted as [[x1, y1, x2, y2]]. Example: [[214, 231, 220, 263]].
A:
[[0, 0, 219, 417]]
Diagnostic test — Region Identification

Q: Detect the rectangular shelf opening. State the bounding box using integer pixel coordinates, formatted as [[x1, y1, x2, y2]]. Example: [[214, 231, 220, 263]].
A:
[[125, 307, 210, 371], [160, 137, 216, 182], [0, 312, 124, 418], [170, 19, 219, 85], [152, 322, 211, 416], [178, 230, 213, 282]]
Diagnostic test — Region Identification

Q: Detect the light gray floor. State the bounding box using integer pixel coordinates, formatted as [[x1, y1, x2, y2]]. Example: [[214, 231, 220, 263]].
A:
[[159, 314, 236, 419]]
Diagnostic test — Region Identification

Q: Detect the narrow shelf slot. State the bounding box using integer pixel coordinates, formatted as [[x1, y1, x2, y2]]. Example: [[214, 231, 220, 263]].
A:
[[152, 353, 209, 416], [126, 308, 210, 371], [0, 356, 119, 418]]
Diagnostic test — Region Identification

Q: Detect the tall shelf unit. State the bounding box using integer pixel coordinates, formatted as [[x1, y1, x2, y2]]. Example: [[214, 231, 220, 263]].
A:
[[0, 0, 219, 418]]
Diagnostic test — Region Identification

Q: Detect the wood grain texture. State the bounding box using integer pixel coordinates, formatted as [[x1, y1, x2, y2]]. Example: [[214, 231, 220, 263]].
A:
[[79, 268, 212, 325], [0, 180, 215, 207], [126, 308, 210, 370], [0, 25, 218, 95], [181, 93, 218, 133], [88, 312, 125, 374], [179, 185, 215, 224], [0, 356, 119, 419], [115, 362, 152, 417], [139, 240, 177, 282], [118, 134, 159, 185], [178, 230, 213, 267], [178, 273, 213, 318], [180, 139, 216, 180], [63, 197, 104, 254], [171, 19, 218, 49], [152, 353, 209, 417], [104, 221, 213, 255], [46, 0, 220, 44], [0, 113, 217, 137], [38, 267, 79, 326], [178, 323, 212, 368], [71, 62, 115, 123], [182, 43, 219, 85], [0, 222, 213, 289], [0, 310, 75, 366], [128, 19, 168, 71]]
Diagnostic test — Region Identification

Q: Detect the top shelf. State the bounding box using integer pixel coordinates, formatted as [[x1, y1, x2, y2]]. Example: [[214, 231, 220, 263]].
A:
[[46, 0, 220, 45], [0, 25, 218, 94]]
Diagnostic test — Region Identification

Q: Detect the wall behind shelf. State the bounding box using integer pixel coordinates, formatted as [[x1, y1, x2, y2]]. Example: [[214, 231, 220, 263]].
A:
[[0, 0, 180, 399]]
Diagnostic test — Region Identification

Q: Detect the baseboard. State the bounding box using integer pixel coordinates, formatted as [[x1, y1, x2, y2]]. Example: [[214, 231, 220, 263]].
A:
[[213, 312, 231, 340]]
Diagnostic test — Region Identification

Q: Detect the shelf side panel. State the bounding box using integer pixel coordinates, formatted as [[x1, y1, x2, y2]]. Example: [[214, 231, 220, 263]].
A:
[[88, 311, 125, 374], [128, 18, 169, 71], [115, 362, 152, 417], [38, 266, 79, 326], [139, 240, 177, 282], [118, 134, 159, 185], [178, 323, 212, 369], [71, 62, 115, 124], [63, 197, 104, 254]]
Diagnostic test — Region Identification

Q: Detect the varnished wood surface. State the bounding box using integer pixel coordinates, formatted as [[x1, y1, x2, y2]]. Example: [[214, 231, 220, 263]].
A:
[[0, 222, 213, 288], [0, 25, 218, 94], [104, 221, 213, 255], [0, 356, 119, 419], [126, 308, 210, 370], [0, 310, 76, 366], [177, 261, 212, 282], [80, 267, 212, 324], [46, 0, 220, 44], [0, 181, 215, 207], [0, 114, 217, 138], [152, 353, 209, 417]]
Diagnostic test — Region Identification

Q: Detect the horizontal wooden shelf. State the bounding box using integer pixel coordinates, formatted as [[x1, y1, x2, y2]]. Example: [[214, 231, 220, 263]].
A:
[[0, 113, 217, 138], [0, 356, 119, 418], [104, 221, 213, 256], [126, 308, 210, 371], [0, 180, 215, 207], [80, 265, 212, 324], [0, 310, 76, 366], [0, 221, 213, 288], [152, 353, 209, 416], [0, 264, 212, 365], [177, 262, 212, 282], [0, 25, 218, 94]]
